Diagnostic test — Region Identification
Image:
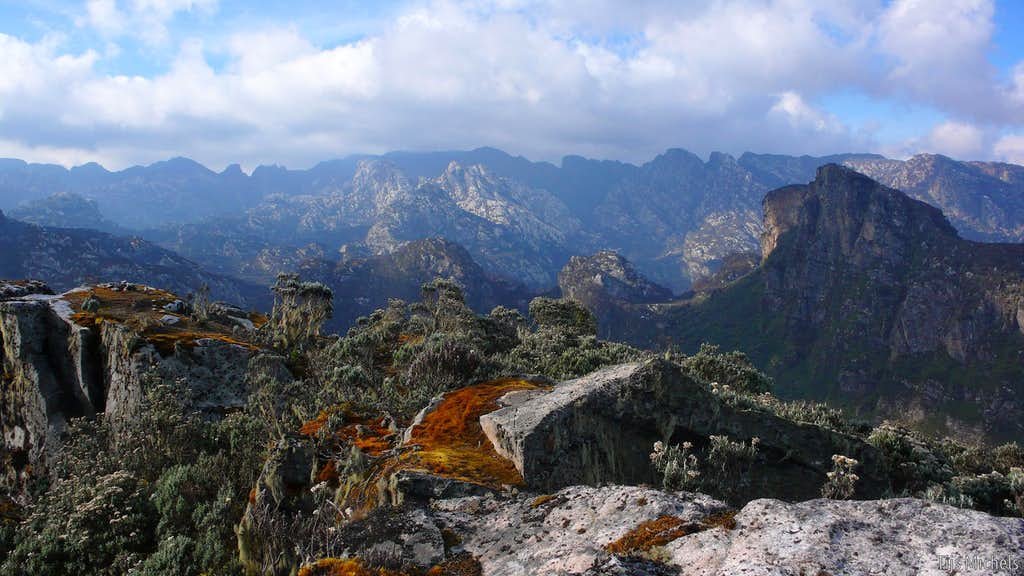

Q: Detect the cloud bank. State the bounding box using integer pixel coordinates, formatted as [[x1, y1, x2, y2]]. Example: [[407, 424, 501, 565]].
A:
[[1, 0, 1022, 169]]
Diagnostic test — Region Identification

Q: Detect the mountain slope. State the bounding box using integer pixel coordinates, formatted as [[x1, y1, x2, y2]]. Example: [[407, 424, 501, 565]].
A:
[[601, 166, 1024, 442], [0, 210, 261, 306], [843, 154, 1024, 243]]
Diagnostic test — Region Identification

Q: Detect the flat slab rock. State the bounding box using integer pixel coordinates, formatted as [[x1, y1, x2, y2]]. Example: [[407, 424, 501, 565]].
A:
[[433, 485, 729, 576], [431, 486, 1023, 576], [667, 497, 1024, 576]]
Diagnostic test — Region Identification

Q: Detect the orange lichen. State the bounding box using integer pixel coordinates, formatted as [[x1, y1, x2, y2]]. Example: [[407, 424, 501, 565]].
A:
[[298, 555, 482, 576], [143, 329, 259, 356], [604, 516, 697, 555], [300, 408, 393, 458], [297, 558, 404, 576], [62, 284, 261, 356], [397, 333, 424, 346], [300, 409, 339, 436], [250, 312, 269, 329], [701, 510, 738, 531], [531, 494, 555, 508], [317, 461, 339, 483], [336, 378, 546, 517], [399, 378, 542, 487]]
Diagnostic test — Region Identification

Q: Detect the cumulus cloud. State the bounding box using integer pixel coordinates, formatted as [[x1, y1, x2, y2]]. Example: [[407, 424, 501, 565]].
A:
[[994, 134, 1024, 164], [923, 121, 987, 159], [2, 0, 1022, 168], [80, 0, 218, 44]]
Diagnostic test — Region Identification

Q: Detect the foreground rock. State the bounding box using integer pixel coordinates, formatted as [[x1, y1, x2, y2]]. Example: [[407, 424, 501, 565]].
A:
[[0, 282, 279, 491], [434, 485, 729, 575], [294, 486, 1024, 576], [667, 497, 1024, 576], [481, 359, 889, 501]]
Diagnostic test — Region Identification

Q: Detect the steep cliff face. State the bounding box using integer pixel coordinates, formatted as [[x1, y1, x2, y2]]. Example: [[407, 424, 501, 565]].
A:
[[0, 282, 279, 492], [602, 166, 1024, 442], [760, 165, 1022, 364]]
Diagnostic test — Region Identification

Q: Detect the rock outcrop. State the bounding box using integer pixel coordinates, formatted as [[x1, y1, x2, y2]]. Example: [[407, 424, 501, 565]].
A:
[[0, 282, 279, 492], [665, 497, 1024, 576], [480, 359, 888, 500], [437, 489, 1024, 576]]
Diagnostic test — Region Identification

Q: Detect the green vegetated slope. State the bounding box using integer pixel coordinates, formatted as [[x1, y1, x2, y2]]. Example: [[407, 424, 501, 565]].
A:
[[613, 165, 1024, 442]]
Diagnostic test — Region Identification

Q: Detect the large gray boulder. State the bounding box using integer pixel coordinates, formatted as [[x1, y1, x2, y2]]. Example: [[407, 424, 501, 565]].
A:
[[481, 358, 889, 501]]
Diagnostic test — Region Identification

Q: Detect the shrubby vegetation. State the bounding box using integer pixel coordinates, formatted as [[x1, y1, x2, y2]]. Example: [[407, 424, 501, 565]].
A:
[[2, 274, 1023, 575]]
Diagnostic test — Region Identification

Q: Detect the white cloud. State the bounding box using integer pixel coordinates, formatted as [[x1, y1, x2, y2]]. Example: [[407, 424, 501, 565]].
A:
[[922, 121, 986, 159], [84, 0, 125, 36], [80, 0, 218, 44], [994, 134, 1024, 165], [1, 0, 1022, 169]]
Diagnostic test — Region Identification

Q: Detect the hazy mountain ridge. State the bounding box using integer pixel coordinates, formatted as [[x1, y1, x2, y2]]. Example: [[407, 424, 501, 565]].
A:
[[4, 147, 1021, 293], [0, 209, 261, 306]]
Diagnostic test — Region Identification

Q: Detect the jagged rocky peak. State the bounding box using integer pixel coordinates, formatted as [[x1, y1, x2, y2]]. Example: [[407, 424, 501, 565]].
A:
[[351, 158, 411, 193], [761, 163, 958, 260], [559, 250, 673, 304]]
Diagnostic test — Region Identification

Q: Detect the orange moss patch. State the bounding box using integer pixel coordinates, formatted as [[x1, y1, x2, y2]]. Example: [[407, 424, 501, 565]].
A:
[[317, 460, 339, 483], [250, 312, 269, 329], [300, 408, 393, 458], [399, 378, 541, 487], [298, 555, 482, 576], [63, 284, 261, 356], [337, 379, 546, 517], [531, 494, 555, 508], [604, 516, 697, 555], [143, 328, 259, 356], [298, 558, 405, 576]]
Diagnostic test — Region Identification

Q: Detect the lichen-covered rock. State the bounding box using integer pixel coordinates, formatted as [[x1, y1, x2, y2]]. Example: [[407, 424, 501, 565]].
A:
[[666, 497, 1024, 576], [480, 358, 889, 501], [0, 284, 278, 494], [432, 485, 729, 576]]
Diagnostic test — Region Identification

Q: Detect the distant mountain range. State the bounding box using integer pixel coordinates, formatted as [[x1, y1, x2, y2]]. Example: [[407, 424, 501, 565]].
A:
[[0, 209, 262, 307], [4, 148, 1021, 294]]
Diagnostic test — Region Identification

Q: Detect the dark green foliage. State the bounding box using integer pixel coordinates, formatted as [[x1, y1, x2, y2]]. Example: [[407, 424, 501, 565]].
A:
[[528, 297, 597, 336], [679, 343, 773, 395], [4, 470, 155, 576], [2, 370, 267, 575], [269, 273, 334, 349]]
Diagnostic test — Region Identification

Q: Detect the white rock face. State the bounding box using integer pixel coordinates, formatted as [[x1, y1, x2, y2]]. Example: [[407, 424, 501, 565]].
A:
[[433, 485, 729, 576], [432, 488, 1023, 576], [667, 497, 1024, 576]]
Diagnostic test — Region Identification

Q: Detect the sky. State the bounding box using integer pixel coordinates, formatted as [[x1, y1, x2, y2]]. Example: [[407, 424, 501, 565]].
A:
[[0, 0, 1023, 170]]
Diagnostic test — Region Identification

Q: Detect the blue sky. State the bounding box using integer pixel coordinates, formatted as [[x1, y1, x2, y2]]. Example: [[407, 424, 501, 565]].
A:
[[0, 0, 1022, 169]]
